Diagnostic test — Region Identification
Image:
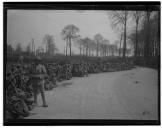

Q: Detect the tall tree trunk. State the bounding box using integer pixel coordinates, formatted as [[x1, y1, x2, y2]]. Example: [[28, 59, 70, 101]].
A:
[[144, 11, 151, 57], [107, 45, 109, 56], [105, 47, 107, 57], [89, 48, 91, 56], [86, 43, 88, 56], [69, 37, 72, 56], [66, 38, 68, 56], [96, 42, 98, 57], [105, 47, 107, 56], [33, 43, 35, 56], [104, 48, 106, 57], [157, 10, 160, 56], [119, 34, 122, 57], [135, 21, 138, 57], [32, 39, 34, 54], [31, 42, 33, 53], [64, 41, 65, 55], [79, 42, 82, 55], [123, 11, 127, 59], [46, 44, 48, 55]]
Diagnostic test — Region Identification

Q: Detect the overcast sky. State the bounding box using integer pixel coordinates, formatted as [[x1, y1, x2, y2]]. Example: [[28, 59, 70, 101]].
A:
[[7, 10, 120, 54]]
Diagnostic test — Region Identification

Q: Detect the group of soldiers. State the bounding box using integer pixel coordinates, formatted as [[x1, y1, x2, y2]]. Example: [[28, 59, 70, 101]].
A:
[[6, 55, 134, 119], [6, 63, 34, 118], [72, 62, 88, 77], [6, 56, 50, 119], [46, 63, 73, 82]]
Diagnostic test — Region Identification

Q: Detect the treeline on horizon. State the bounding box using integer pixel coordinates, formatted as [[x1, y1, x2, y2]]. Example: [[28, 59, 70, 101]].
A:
[[7, 10, 160, 60]]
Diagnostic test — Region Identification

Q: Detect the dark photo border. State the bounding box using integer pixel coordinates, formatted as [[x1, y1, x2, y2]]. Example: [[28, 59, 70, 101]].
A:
[[3, 1, 161, 126]]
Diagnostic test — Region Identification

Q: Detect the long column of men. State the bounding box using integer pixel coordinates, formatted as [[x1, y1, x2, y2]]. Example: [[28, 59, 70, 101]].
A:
[[6, 59, 134, 119]]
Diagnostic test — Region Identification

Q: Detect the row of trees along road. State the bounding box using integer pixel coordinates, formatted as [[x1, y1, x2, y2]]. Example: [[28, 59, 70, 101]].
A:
[[61, 10, 159, 58], [61, 25, 124, 57], [7, 9, 159, 59]]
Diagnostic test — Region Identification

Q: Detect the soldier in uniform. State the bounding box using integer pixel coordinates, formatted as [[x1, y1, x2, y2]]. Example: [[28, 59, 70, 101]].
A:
[[30, 56, 48, 107]]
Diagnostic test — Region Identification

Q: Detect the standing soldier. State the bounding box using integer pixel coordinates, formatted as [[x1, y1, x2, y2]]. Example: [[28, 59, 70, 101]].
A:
[[30, 56, 48, 107]]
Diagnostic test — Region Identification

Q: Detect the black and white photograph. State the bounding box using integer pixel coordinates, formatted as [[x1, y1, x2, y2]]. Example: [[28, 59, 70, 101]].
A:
[[3, 2, 160, 125]]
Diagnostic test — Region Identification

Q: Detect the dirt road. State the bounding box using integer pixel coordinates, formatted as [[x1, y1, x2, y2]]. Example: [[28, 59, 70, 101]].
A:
[[25, 67, 158, 119]]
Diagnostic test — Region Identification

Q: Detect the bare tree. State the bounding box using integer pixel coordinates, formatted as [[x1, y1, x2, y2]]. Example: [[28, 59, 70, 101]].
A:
[[88, 39, 96, 56], [128, 11, 159, 57], [43, 34, 57, 56], [26, 43, 31, 56], [101, 39, 110, 57], [31, 38, 35, 55], [118, 33, 123, 57], [74, 35, 83, 55], [61, 24, 80, 56], [82, 37, 91, 56], [132, 11, 143, 57], [7, 44, 14, 55], [61, 29, 68, 56], [110, 11, 129, 58], [15, 43, 22, 55], [36, 46, 44, 56], [144, 10, 153, 57], [94, 34, 103, 57], [142, 11, 159, 57], [109, 44, 117, 56]]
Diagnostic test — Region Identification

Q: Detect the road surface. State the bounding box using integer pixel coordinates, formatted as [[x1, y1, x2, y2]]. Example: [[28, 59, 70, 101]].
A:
[[25, 67, 158, 119]]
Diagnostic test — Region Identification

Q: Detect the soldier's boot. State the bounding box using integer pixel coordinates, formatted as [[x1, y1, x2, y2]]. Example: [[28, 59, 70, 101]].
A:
[[40, 85, 48, 107], [33, 92, 38, 106], [41, 91, 48, 107]]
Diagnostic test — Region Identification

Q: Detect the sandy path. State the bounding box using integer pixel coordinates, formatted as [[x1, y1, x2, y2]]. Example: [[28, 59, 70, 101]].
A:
[[25, 67, 158, 119]]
